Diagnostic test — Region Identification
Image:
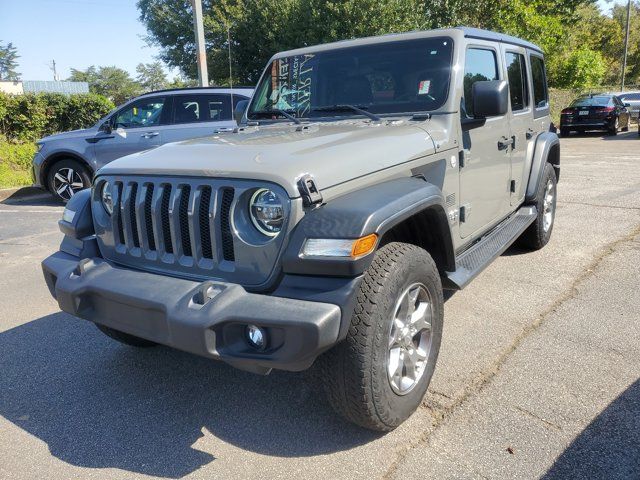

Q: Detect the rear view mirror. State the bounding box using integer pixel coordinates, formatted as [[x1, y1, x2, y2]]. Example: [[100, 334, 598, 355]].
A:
[[234, 99, 249, 125], [100, 120, 113, 134], [472, 80, 509, 118]]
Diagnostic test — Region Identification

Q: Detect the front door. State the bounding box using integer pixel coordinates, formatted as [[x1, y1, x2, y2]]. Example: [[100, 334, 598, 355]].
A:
[[459, 45, 512, 238], [94, 96, 168, 167]]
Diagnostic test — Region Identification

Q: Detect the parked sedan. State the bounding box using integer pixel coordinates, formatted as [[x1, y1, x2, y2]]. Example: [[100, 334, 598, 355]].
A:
[[610, 91, 640, 120], [33, 87, 254, 202], [560, 94, 631, 137]]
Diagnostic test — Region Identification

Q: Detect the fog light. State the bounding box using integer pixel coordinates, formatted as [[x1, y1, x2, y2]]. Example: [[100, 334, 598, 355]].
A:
[[246, 324, 267, 350]]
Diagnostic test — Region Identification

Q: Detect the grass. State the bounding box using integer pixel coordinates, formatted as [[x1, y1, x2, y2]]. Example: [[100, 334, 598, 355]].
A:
[[0, 137, 36, 189]]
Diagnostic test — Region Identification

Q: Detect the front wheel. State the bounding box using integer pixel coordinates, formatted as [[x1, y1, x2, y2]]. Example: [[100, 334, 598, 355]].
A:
[[320, 242, 444, 431], [47, 159, 92, 203]]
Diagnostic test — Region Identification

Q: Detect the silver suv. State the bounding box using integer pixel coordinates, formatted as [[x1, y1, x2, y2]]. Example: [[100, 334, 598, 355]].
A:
[[42, 28, 559, 431], [32, 87, 253, 202]]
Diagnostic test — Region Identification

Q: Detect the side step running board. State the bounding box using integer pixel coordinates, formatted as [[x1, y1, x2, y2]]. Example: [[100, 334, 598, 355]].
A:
[[444, 206, 537, 290]]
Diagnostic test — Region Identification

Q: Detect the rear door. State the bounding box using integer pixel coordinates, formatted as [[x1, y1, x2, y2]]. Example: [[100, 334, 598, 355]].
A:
[[459, 45, 512, 238], [162, 93, 243, 143], [503, 47, 533, 205], [94, 96, 169, 166]]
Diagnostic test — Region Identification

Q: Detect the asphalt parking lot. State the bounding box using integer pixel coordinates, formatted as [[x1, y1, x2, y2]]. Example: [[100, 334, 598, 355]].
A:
[[0, 131, 639, 480]]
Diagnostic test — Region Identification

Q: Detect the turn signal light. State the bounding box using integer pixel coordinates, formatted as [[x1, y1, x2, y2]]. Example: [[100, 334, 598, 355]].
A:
[[351, 234, 377, 258]]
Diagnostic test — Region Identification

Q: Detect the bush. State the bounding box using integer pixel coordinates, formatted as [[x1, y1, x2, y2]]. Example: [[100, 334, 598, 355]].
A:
[[0, 136, 37, 188], [0, 92, 114, 142]]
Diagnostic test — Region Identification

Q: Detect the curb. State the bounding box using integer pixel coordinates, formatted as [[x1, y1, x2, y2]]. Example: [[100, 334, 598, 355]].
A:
[[0, 186, 50, 203]]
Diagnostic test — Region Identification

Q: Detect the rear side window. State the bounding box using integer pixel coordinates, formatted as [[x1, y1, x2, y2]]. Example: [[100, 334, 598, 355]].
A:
[[173, 94, 234, 123], [464, 48, 499, 117], [505, 52, 529, 111], [530, 55, 548, 109]]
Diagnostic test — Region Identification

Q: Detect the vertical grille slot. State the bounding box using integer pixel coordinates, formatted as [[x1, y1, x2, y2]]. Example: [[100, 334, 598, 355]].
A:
[[179, 185, 192, 257], [160, 184, 173, 254], [116, 182, 125, 245], [199, 186, 213, 259], [129, 182, 140, 248], [144, 184, 156, 251], [220, 187, 235, 261]]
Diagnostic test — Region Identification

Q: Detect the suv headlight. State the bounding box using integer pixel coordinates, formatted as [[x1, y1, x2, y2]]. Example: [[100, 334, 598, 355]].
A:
[[100, 181, 113, 215], [249, 188, 284, 236]]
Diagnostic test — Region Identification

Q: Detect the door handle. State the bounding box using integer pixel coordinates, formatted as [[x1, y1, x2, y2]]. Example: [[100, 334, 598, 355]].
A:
[[141, 132, 159, 139], [498, 135, 515, 151]]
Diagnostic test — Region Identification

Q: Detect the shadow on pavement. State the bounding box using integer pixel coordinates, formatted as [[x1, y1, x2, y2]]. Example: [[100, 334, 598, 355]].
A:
[[0, 186, 59, 206], [543, 378, 640, 479], [0, 313, 379, 478]]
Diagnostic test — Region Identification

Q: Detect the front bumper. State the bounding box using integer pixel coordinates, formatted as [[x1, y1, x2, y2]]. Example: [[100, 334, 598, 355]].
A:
[[42, 251, 342, 373]]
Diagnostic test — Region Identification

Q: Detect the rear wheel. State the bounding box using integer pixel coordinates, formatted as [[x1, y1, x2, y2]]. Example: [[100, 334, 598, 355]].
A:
[[319, 242, 444, 431], [608, 117, 619, 136], [560, 127, 570, 137], [518, 162, 557, 250], [47, 159, 92, 203], [95, 324, 158, 347]]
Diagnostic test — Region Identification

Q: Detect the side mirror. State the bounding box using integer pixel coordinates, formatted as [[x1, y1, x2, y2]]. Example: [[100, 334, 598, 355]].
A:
[[624, 102, 631, 108], [472, 80, 509, 118], [234, 99, 249, 125], [100, 120, 113, 134]]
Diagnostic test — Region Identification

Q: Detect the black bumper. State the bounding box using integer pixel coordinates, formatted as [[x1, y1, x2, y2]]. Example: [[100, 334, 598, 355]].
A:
[[42, 252, 343, 373]]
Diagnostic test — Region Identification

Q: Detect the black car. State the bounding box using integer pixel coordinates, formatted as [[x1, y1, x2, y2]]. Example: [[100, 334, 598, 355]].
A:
[[560, 94, 631, 136]]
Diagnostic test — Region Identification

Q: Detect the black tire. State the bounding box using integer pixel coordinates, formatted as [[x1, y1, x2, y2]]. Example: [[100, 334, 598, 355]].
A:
[[560, 127, 570, 137], [608, 117, 619, 136], [518, 162, 557, 250], [47, 158, 92, 204], [319, 242, 444, 432], [95, 324, 158, 347]]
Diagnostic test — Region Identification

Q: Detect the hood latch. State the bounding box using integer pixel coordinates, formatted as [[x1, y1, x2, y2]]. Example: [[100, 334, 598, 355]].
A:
[[297, 174, 323, 207]]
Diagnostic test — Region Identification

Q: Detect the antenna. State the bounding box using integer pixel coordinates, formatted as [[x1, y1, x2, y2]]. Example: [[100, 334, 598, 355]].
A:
[[227, 24, 234, 109]]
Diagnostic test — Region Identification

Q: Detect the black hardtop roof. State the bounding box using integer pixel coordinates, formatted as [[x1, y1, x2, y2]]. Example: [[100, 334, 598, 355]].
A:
[[455, 27, 543, 53]]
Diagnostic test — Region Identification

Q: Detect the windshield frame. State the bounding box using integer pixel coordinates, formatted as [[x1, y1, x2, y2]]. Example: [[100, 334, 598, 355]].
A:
[[246, 36, 455, 123]]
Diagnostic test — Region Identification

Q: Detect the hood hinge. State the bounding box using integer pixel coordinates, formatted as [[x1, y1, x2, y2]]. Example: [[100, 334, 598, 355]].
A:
[[297, 174, 323, 207]]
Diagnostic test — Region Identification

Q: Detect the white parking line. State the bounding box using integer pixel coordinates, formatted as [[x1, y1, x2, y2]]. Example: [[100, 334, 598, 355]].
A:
[[0, 209, 63, 213]]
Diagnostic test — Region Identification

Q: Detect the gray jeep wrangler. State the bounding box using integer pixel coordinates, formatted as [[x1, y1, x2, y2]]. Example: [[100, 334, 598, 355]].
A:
[[42, 27, 559, 431]]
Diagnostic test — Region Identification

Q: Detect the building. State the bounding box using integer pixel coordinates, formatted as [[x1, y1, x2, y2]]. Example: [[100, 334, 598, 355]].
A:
[[0, 80, 89, 95]]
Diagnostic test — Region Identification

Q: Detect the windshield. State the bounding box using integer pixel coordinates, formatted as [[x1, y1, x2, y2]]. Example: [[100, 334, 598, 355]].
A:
[[247, 37, 453, 121], [570, 96, 612, 107]]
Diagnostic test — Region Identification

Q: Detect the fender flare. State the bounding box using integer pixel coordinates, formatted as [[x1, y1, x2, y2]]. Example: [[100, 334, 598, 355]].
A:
[[525, 131, 560, 203], [281, 177, 455, 277], [41, 151, 94, 189]]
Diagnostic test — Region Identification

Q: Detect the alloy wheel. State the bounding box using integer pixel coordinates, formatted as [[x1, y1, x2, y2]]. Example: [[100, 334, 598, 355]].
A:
[[542, 179, 555, 232], [52, 167, 84, 201], [387, 282, 434, 395]]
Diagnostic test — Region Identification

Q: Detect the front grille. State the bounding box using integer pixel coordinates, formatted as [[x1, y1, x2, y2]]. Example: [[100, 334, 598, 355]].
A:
[[111, 179, 235, 264]]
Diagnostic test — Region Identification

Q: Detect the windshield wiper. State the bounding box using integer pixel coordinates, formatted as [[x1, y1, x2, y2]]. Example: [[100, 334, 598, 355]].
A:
[[311, 104, 381, 122], [251, 109, 301, 124]]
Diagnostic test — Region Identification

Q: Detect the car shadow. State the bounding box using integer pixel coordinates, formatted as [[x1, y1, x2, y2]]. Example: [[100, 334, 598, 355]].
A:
[[0, 313, 379, 478], [0, 186, 59, 206], [563, 130, 637, 141], [542, 378, 640, 479]]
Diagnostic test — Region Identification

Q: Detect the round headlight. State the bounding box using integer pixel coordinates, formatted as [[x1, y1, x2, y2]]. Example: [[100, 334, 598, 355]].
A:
[[101, 181, 113, 215], [249, 188, 284, 236]]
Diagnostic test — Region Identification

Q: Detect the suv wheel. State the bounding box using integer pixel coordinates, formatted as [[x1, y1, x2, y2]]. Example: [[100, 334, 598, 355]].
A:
[[518, 162, 557, 250], [95, 324, 158, 347], [47, 159, 92, 203], [319, 242, 443, 431]]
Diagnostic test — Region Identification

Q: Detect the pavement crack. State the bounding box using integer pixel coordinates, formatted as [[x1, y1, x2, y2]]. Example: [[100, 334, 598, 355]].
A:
[[558, 200, 640, 211], [513, 405, 562, 431], [381, 223, 640, 480]]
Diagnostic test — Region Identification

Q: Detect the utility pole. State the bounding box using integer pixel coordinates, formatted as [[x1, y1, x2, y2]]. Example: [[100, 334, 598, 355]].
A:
[[50, 60, 59, 81], [621, 0, 632, 92], [191, 0, 209, 87]]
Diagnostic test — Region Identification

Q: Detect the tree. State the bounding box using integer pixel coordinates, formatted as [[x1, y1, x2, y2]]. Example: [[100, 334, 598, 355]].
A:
[[136, 61, 168, 92], [558, 48, 607, 88], [0, 41, 20, 81], [68, 66, 141, 104]]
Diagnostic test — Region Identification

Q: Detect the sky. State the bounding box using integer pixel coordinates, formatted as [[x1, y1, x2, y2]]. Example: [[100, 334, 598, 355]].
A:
[[0, 0, 630, 82], [0, 0, 178, 81]]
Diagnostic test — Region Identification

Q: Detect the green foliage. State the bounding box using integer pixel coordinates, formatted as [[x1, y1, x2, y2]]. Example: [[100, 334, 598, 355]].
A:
[[136, 61, 169, 92], [557, 48, 607, 89], [0, 41, 20, 81], [0, 92, 114, 142], [69, 65, 142, 104], [0, 136, 36, 188]]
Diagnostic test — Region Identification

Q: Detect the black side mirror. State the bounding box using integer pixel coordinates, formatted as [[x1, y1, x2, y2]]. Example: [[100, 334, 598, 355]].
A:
[[234, 99, 249, 125], [624, 102, 631, 108], [100, 120, 113, 134], [472, 80, 509, 118]]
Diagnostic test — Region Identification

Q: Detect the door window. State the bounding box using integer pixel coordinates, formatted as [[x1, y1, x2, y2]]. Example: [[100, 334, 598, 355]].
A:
[[530, 55, 548, 109], [505, 52, 529, 111], [113, 97, 165, 129], [463, 48, 498, 118], [173, 94, 235, 123]]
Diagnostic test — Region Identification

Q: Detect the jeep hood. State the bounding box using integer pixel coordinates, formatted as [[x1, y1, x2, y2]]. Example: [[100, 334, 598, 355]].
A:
[[98, 121, 436, 198], [40, 126, 98, 142]]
